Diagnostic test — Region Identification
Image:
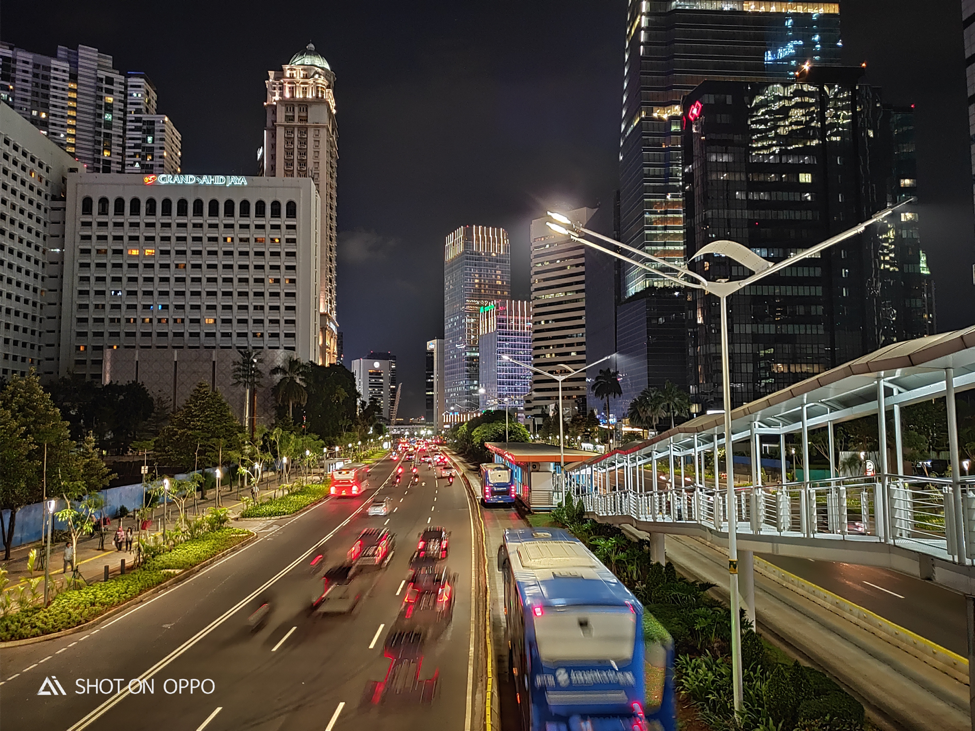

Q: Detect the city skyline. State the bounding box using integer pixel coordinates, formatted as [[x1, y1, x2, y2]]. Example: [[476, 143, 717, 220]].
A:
[[1, 0, 972, 417]]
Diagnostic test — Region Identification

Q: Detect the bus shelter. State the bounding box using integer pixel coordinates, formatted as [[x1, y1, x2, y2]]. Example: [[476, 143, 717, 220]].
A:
[[485, 442, 593, 511]]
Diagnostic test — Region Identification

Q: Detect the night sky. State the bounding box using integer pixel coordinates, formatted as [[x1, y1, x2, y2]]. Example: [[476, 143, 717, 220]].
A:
[[2, 1, 972, 418]]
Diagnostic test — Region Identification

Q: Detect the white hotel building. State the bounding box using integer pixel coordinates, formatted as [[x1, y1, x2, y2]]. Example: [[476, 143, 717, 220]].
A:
[[58, 173, 321, 416]]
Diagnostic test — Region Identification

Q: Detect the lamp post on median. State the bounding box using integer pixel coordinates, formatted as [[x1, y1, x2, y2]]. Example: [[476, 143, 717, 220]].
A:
[[546, 197, 914, 712], [162, 478, 170, 545], [502, 353, 615, 470]]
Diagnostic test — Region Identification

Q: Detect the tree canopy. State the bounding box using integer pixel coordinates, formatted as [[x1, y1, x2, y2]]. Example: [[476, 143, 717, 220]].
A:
[[154, 382, 244, 468], [303, 364, 358, 441]]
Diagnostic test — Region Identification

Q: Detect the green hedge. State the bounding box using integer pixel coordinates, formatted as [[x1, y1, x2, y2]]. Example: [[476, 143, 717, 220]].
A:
[[239, 481, 330, 518], [0, 528, 250, 642]]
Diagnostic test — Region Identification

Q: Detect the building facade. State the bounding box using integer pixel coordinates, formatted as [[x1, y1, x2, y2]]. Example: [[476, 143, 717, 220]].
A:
[[478, 299, 532, 416], [0, 102, 81, 380], [528, 208, 594, 425], [124, 73, 181, 176], [58, 174, 321, 396], [443, 225, 510, 414], [425, 338, 445, 429], [681, 72, 935, 411], [0, 43, 180, 175], [351, 352, 396, 422], [965, 0, 975, 241], [261, 43, 339, 365]]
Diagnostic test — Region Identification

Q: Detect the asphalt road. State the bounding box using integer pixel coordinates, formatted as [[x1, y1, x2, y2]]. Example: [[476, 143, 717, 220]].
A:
[[759, 554, 967, 656], [0, 452, 478, 731]]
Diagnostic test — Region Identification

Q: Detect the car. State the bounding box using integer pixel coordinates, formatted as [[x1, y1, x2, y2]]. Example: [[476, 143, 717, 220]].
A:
[[368, 497, 391, 516], [406, 563, 453, 598], [398, 570, 456, 635], [311, 563, 364, 613], [416, 527, 449, 560], [420, 454, 432, 464], [350, 528, 395, 567]]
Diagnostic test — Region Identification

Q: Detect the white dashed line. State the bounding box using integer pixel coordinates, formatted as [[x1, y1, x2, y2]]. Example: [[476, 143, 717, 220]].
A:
[[396, 580, 405, 596], [394, 507, 398, 513], [271, 626, 297, 652], [863, 581, 905, 599], [195, 706, 223, 731], [68, 642, 77, 647], [431, 506, 435, 511], [8, 673, 19, 680], [56, 648, 67, 654], [23, 664, 37, 672], [324, 702, 346, 731], [427, 517, 432, 524], [39, 656, 51, 664], [384, 518, 390, 525], [368, 623, 385, 649]]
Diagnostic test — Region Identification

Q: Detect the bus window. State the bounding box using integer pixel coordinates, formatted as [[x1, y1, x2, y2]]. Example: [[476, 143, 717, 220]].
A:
[[534, 607, 636, 665]]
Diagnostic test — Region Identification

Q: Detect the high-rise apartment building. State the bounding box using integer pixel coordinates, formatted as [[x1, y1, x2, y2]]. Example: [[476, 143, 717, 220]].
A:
[[124, 73, 181, 176], [478, 300, 532, 416], [682, 71, 935, 410], [964, 0, 975, 269], [261, 43, 339, 365], [351, 352, 396, 422], [426, 338, 445, 429], [59, 174, 321, 402], [528, 208, 594, 424], [0, 102, 81, 380], [0, 43, 181, 175], [443, 225, 510, 415]]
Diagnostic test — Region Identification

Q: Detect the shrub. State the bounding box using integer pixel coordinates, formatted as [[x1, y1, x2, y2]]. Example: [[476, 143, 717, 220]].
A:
[[144, 528, 248, 571], [764, 663, 797, 727], [742, 628, 769, 671], [239, 481, 329, 518], [804, 667, 842, 696], [796, 692, 865, 729], [789, 659, 812, 706]]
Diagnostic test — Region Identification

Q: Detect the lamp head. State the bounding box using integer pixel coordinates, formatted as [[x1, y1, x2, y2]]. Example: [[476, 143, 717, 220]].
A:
[[547, 211, 572, 225], [546, 222, 569, 236]]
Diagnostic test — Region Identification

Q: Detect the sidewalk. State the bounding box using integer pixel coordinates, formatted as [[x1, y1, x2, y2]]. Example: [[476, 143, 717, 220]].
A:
[[1, 470, 311, 593]]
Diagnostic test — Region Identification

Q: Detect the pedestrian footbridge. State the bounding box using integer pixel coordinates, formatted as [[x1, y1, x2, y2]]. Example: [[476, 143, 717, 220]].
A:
[[557, 327, 975, 597]]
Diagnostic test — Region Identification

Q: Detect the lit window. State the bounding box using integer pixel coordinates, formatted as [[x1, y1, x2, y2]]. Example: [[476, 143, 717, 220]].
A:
[[105, 96, 114, 103], [224, 237, 233, 243], [103, 150, 111, 157], [271, 237, 281, 244], [205, 318, 216, 324], [799, 173, 812, 183], [142, 318, 151, 323], [127, 248, 140, 255], [900, 178, 916, 187], [143, 249, 156, 256], [900, 212, 918, 221], [77, 345, 86, 352]]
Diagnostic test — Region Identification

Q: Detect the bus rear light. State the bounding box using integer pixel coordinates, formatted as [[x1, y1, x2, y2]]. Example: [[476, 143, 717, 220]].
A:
[[352, 484, 359, 494], [509, 486, 516, 497], [330, 486, 336, 495], [631, 701, 645, 718], [532, 606, 544, 617]]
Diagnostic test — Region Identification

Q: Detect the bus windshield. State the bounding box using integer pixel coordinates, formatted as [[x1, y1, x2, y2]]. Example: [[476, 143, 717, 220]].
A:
[[534, 606, 636, 665], [485, 466, 511, 486]]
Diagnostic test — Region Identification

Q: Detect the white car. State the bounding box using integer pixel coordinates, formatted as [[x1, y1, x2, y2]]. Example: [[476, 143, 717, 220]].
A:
[[367, 497, 391, 516]]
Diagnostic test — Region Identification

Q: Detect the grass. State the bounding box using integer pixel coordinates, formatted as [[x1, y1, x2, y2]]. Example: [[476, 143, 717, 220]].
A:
[[525, 513, 557, 529], [239, 480, 331, 518]]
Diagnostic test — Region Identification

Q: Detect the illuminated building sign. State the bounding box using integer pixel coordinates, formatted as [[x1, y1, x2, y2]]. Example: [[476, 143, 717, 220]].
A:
[[687, 100, 703, 122], [143, 174, 248, 187]]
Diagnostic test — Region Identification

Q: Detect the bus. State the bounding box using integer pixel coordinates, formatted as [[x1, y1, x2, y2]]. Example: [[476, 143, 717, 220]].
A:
[[496, 528, 676, 731], [330, 464, 368, 497], [480, 463, 516, 506]]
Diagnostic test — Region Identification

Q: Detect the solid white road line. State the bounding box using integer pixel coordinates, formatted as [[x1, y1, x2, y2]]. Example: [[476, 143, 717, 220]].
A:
[[194, 706, 223, 731], [324, 701, 346, 731], [863, 581, 905, 599], [396, 580, 405, 596], [271, 626, 297, 652], [368, 623, 385, 650], [65, 499, 372, 731]]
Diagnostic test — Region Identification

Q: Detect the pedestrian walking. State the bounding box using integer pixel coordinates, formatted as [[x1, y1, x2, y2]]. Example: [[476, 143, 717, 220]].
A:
[[62, 542, 74, 574], [125, 527, 133, 552], [114, 525, 125, 552], [96, 518, 106, 551]]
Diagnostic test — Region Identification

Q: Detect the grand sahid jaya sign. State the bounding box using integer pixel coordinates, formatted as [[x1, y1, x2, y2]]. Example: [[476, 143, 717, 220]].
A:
[[143, 174, 248, 187]]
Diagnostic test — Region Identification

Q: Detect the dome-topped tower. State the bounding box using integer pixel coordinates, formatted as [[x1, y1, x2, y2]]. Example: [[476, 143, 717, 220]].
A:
[[288, 42, 330, 72]]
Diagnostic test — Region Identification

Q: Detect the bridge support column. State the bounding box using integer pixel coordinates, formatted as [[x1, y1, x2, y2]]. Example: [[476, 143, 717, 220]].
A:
[[694, 434, 700, 486], [739, 550, 755, 626], [828, 420, 836, 479], [714, 428, 720, 491], [967, 596, 975, 730], [779, 433, 787, 484], [650, 532, 666, 566], [947, 367, 967, 563]]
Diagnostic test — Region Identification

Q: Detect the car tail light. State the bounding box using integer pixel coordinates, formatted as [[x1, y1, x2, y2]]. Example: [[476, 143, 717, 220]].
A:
[[405, 603, 415, 619], [438, 585, 452, 603], [310, 554, 324, 568], [350, 540, 362, 560], [417, 540, 425, 551], [440, 550, 447, 559], [532, 606, 544, 617]]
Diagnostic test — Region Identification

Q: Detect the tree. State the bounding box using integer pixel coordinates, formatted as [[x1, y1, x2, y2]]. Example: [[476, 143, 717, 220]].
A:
[[231, 350, 264, 440], [56, 492, 103, 573], [303, 364, 357, 441], [270, 356, 310, 424], [48, 378, 154, 454], [659, 381, 691, 430], [627, 387, 667, 433], [0, 406, 30, 560], [0, 372, 75, 560], [154, 383, 244, 469], [590, 369, 622, 446], [74, 433, 117, 495], [470, 421, 531, 459]]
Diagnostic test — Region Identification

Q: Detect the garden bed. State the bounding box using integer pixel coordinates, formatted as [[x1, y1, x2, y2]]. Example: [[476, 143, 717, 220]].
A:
[[238, 480, 331, 518], [0, 527, 249, 642]]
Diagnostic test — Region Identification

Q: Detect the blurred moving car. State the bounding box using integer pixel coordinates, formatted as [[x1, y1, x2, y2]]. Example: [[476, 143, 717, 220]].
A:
[[416, 527, 449, 560], [368, 497, 391, 516], [311, 563, 364, 614], [350, 528, 395, 567]]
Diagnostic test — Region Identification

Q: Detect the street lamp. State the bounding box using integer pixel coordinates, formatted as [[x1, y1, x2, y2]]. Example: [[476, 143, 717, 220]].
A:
[[547, 197, 913, 711], [503, 353, 614, 469], [964, 459, 971, 476], [480, 387, 511, 442], [215, 468, 222, 507], [162, 478, 170, 544], [43, 498, 55, 603]]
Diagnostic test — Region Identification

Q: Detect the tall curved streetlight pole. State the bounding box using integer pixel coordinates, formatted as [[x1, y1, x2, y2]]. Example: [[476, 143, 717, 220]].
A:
[[547, 197, 914, 711]]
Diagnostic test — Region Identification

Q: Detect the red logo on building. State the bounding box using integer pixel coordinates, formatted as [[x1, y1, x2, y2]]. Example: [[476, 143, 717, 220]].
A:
[[687, 101, 703, 122], [143, 175, 157, 186]]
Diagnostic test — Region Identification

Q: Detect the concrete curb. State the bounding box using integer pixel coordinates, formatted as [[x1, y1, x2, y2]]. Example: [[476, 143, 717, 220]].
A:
[[752, 554, 968, 684], [0, 531, 257, 649]]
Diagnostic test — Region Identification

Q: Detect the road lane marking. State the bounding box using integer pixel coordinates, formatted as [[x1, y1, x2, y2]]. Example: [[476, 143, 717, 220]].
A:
[[272, 626, 297, 652], [394, 507, 398, 513], [368, 623, 385, 649], [863, 581, 905, 599], [384, 518, 390, 525], [7, 673, 19, 680], [431, 506, 435, 511], [39, 656, 51, 663], [56, 648, 67, 654], [195, 706, 223, 731], [324, 702, 346, 731], [396, 580, 405, 596], [427, 517, 432, 524], [24, 664, 37, 672], [65, 499, 373, 731], [400, 498, 404, 502]]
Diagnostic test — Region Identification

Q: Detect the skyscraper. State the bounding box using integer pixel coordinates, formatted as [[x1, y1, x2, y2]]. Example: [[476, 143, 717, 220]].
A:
[[124, 73, 181, 175], [351, 352, 396, 422], [528, 208, 594, 425], [965, 0, 975, 238], [261, 43, 339, 365], [682, 71, 935, 410], [426, 338, 445, 429], [443, 225, 510, 414], [0, 43, 181, 174], [478, 300, 532, 416]]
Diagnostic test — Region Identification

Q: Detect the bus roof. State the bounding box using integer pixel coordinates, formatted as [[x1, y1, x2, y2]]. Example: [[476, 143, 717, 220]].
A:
[[502, 528, 638, 610]]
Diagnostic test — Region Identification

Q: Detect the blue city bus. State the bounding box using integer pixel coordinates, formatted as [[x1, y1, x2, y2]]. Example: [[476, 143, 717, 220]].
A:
[[497, 528, 676, 731], [480, 463, 516, 506]]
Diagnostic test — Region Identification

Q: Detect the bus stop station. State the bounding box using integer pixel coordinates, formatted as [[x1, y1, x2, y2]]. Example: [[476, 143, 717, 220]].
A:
[[485, 442, 593, 511]]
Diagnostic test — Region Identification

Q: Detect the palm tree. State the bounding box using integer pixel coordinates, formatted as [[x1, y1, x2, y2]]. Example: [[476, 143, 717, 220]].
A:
[[591, 369, 622, 448], [660, 380, 691, 429], [231, 350, 264, 441], [627, 386, 667, 435], [270, 356, 310, 423]]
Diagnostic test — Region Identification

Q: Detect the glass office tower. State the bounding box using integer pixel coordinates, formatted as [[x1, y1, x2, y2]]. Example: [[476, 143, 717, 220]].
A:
[[443, 226, 510, 415], [478, 300, 532, 416]]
